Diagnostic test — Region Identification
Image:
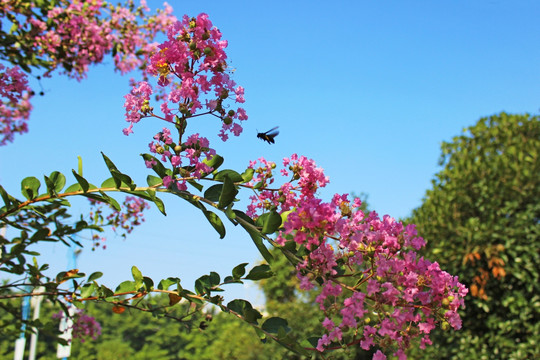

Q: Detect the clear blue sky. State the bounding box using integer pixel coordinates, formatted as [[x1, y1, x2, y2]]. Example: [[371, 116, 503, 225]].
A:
[[1, 0, 539, 305]]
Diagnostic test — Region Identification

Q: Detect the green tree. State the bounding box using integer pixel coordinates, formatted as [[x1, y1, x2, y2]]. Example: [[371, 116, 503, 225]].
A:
[[406, 112, 540, 360]]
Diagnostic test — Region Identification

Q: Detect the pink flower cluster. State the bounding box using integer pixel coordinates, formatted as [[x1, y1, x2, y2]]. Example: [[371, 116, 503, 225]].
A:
[[123, 13, 247, 140], [0, 0, 176, 145], [53, 309, 102, 343], [24, 0, 176, 80], [88, 196, 151, 244], [247, 155, 468, 359], [147, 128, 215, 191], [246, 154, 329, 217], [0, 64, 32, 145]]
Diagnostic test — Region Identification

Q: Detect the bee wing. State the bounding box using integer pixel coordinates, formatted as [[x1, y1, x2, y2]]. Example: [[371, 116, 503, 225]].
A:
[[265, 126, 279, 136]]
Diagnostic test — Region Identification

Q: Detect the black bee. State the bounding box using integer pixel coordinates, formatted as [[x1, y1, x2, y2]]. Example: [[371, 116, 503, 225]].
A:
[[257, 126, 279, 144]]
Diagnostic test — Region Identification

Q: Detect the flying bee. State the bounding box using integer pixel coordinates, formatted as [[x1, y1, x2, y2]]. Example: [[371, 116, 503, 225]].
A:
[[257, 126, 279, 144]]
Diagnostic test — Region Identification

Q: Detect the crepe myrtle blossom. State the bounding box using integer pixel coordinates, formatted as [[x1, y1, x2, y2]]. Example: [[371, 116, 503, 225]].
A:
[[0, 0, 176, 144], [22, 0, 176, 80], [123, 13, 247, 141], [53, 309, 101, 343], [0, 64, 33, 145], [247, 154, 468, 358], [88, 196, 151, 242]]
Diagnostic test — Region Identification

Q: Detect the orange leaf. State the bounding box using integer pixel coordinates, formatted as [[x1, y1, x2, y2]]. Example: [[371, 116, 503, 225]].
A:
[[169, 293, 182, 306], [112, 305, 125, 314]]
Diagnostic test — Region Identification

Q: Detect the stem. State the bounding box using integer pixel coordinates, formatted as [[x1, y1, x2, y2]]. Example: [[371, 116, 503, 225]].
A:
[[0, 185, 162, 220]]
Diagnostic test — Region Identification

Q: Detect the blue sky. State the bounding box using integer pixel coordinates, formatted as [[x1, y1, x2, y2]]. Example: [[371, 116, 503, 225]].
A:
[[1, 0, 539, 305]]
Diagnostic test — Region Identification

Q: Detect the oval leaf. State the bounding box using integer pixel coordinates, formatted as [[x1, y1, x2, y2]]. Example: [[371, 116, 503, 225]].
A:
[[217, 175, 239, 209], [245, 264, 273, 281], [21, 177, 41, 200]]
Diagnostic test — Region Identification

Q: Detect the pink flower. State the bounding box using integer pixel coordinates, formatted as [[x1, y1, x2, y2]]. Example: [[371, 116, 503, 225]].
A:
[[373, 350, 387, 360]]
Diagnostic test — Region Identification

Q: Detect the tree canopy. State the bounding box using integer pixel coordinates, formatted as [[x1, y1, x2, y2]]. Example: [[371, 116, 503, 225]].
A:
[[406, 112, 540, 359]]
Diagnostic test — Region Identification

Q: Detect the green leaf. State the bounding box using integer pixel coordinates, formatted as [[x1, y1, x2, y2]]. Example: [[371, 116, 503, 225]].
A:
[[232, 263, 248, 279], [240, 223, 274, 264], [143, 276, 154, 290], [146, 175, 162, 187], [257, 210, 282, 234], [71, 170, 89, 193], [21, 177, 41, 200], [82, 192, 121, 211], [203, 210, 226, 239], [225, 206, 236, 223], [0, 185, 12, 207], [302, 337, 320, 348], [99, 285, 114, 299], [204, 184, 223, 202], [101, 177, 116, 188], [195, 276, 211, 296], [226, 299, 262, 324], [49, 171, 66, 192], [44, 171, 66, 196], [64, 183, 82, 193], [43, 175, 57, 197], [253, 181, 264, 190], [187, 179, 203, 192], [245, 264, 273, 280], [241, 168, 255, 183], [262, 317, 290, 334], [131, 266, 143, 289], [209, 271, 220, 286], [214, 169, 243, 182], [280, 210, 292, 227], [147, 190, 166, 215], [77, 155, 83, 176], [87, 272, 103, 282], [30, 228, 51, 241], [202, 154, 224, 176], [101, 152, 136, 190], [115, 281, 136, 293], [218, 175, 239, 209], [158, 277, 180, 290], [80, 283, 96, 299]]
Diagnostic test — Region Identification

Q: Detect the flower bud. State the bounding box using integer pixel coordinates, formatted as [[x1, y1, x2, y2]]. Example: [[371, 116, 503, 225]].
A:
[[202, 30, 210, 40], [174, 145, 182, 153], [180, 31, 190, 42], [203, 47, 213, 56], [156, 146, 164, 154], [189, 41, 197, 50], [227, 110, 235, 117], [223, 116, 232, 125]]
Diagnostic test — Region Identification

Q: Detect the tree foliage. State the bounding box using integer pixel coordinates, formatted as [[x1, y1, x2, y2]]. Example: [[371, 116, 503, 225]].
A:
[[406, 112, 540, 359]]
